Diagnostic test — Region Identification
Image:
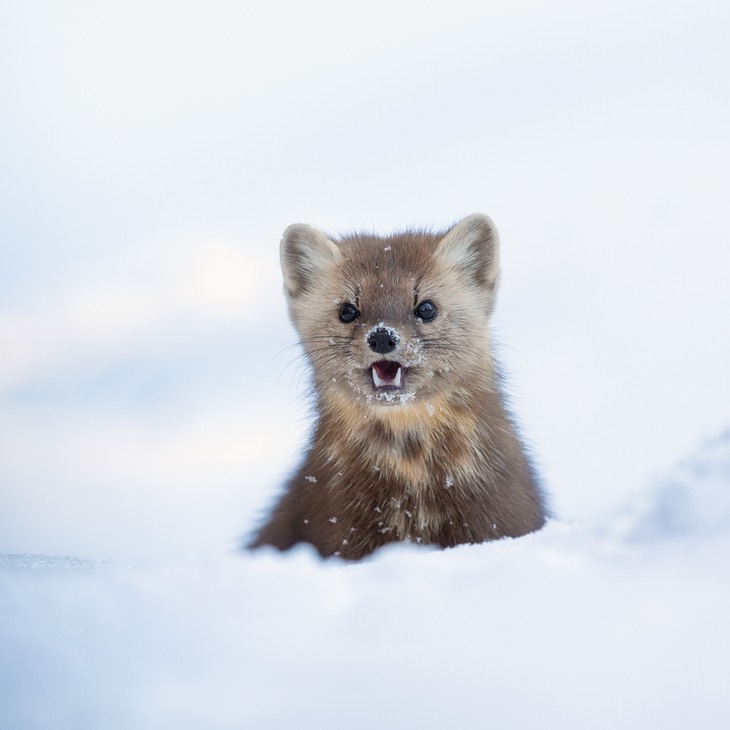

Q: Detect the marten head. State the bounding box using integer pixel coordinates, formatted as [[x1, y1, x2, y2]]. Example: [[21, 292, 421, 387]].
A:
[[280, 214, 501, 407]]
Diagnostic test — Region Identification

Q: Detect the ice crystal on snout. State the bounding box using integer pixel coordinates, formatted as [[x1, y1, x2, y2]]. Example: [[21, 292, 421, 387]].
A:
[[364, 322, 400, 347]]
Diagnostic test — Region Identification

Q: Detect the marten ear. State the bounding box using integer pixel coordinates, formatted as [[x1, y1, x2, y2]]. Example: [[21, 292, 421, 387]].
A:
[[434, 214, 500, 292], [280, 223, 342, 298]]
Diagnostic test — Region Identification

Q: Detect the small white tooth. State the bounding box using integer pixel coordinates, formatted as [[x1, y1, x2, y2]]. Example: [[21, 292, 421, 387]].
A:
[[372, 369, 386, 388], [394, 367, 402, 387]]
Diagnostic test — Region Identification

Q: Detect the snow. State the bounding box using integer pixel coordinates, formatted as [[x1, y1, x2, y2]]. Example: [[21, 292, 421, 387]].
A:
[[2, 437, 730, 729], [2, 1, 730, 727], [3, 432, 730, 728]]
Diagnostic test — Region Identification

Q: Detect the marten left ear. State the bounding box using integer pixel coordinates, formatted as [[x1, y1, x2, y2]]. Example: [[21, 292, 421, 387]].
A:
[[434, 214, 500, 291], [280, 223, 342, 299]]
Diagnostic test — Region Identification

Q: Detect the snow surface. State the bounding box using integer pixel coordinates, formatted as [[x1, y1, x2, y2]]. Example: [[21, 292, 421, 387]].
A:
[[2, 431, 730, 730]]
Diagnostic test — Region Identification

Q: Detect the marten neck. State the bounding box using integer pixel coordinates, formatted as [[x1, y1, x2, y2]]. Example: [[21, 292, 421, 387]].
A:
[[312, 379, 502, 489]]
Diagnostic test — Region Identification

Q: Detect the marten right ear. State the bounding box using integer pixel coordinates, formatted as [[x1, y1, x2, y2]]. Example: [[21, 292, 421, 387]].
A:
[[280, 224, 342, 298], [434, 214, 500, 293]]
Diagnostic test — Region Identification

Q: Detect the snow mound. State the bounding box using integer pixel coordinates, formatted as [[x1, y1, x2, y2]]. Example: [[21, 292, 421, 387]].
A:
[[2, 432, 730, 729], [616, 429, 730, 541]]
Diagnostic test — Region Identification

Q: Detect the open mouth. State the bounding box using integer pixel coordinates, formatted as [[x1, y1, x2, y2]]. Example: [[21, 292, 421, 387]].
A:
[[371, 360, 403, 389]]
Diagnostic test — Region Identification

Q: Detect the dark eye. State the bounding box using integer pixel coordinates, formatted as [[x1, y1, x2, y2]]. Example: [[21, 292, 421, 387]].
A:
[[415, 300, 437, 322], [339, 303, 360, 323]]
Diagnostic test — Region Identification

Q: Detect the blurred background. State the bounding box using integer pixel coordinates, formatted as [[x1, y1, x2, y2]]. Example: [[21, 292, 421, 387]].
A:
[[1, 0, 728, 564]]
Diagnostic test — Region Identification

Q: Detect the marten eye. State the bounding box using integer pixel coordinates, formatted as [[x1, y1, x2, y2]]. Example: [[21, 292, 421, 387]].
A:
[[415, 300, 437, 322], [339, 303, 360, 323]]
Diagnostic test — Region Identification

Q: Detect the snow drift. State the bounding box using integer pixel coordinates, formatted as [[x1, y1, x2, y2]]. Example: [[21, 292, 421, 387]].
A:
[[2, 431, 729, 730]]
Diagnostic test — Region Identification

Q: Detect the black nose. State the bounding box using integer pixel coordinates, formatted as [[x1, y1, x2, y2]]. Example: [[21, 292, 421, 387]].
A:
[[368, 327, 398, 354]]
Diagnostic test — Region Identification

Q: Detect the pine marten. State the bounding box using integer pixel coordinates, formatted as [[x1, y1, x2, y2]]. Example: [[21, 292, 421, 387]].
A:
[[248, 214, 547, 560]]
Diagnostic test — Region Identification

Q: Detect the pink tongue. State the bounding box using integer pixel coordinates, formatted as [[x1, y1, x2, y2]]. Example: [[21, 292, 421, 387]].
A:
[[373, 361, 400, 381]]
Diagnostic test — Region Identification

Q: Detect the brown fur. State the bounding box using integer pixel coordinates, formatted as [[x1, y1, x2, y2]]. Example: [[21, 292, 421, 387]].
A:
[[248, 214, 546, 560]]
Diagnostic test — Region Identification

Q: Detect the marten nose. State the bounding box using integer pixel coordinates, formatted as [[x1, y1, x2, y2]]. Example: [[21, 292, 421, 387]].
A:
[[367, 327, 398, 354]]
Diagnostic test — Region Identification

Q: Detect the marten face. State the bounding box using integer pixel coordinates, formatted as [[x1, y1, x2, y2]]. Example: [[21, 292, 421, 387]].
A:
[[280, 214, 501, 407]]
